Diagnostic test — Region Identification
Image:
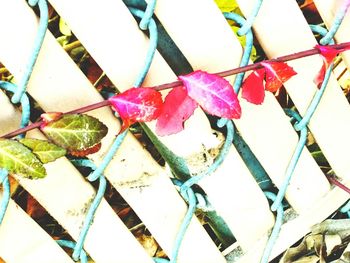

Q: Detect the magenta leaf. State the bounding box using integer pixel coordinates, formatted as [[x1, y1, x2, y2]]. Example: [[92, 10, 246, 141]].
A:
[[241, 68, 265, 105], [108, 87, 163, 132], [261, 61, 297, 92], [179, 70, 241, 119], [314, 45, 350, 87], [156, 86, 198, 136]]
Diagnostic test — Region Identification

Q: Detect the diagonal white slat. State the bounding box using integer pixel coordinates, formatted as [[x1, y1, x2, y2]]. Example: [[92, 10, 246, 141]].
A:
[[0, 92, 153, 263], [49, 0, 275, 250], [0, 0, 225, 262], [0, 196, 73, 263], [313, 0, 350, 69], [151, 0, 330, 215], [236, 0, 350, 181]]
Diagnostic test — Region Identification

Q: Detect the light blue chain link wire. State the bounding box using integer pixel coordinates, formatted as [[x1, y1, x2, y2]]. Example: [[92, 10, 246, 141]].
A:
[[64, 4, 160, 262], [11, 0, 48, 104], [0, 0, 47, 227], [261, 6, 348, 263]]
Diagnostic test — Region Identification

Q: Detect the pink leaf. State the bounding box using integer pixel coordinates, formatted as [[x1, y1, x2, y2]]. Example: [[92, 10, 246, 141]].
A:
[[179, 70, 241, 119], [261, 61, 297, 92], [156, 86, 198, 136], [108, 87, 163, 132], [241, 68, 265, 105], [314, 45, 350, 87]]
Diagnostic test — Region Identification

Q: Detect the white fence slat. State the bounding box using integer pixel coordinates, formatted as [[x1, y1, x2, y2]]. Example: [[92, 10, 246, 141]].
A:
[[0, 1, 225, 262], [0, 197, 73, 263], [236, 0, 350, 181], [0, 94, 153, 263], [313, 0, 350, 69], [152, 0, 330, 214], [49, 0, 276, 251]]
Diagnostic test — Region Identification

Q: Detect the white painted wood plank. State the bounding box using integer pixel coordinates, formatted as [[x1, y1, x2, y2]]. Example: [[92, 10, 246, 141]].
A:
[[0, 92, 152, 263], [236, 0, 350, 182], [0, 197, 73, 263], [49, 0, 275, 250], [152, 0, 330, 215], [0, 1, 225, 262], [313, 0, 350, 68]]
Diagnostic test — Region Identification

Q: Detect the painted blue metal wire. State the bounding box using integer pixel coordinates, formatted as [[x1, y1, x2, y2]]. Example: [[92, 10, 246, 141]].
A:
[[67, 4, 159, 261], [260, 192, 284, 263], [262, 15, 345, 263], [0, 169, 10, 225], [320, 0, 350, 45], [139, 0, 157, 30], [237, 0, 263, 36], [0, 81, 31, 132], [11, 0, 48, 104], [223, 12, 254, 94], [0, 0, 47, 228], [56, 240, 88, 263], [70, 160, 107, 261]]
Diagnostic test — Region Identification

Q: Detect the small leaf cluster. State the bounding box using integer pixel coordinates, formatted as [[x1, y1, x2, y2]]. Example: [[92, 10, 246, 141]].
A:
[[0, 114, 108, 179]]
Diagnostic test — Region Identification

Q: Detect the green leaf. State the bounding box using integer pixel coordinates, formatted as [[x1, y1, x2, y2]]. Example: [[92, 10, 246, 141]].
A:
[[19, 138, 67, 164], [0, 139, 46, 179], [41, 114, 108, 153]]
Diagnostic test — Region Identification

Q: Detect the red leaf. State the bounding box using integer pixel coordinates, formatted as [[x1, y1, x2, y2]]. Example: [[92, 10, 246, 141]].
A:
[[179, 70, 241, 119], [109, 88, 163, 132], [156, 86, 198, 136], [69, 142, 101, 157], [261, 61, 297, 92], [241, 68, 265, 104], [314, 45, 350, 87]]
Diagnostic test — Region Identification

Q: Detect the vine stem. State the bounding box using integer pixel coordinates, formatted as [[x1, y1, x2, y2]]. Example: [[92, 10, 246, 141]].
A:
[[2, 100, 111, 138], [2, 41, 350, 139], [327, 176, 350, 195]]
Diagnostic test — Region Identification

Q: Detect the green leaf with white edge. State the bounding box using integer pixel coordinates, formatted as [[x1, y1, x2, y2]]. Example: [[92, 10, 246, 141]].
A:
[[19, 138, 67, 164], [41, 114, 108, 152], [0, 139, 46, 179]]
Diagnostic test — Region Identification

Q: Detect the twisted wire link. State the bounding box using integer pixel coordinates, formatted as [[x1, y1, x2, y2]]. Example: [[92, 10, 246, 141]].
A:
[[237, 0, 263, 37], [320, 0, 350, 45], [223, 12, 254, 94], [260, 192, 284, 263], [0, 81, 31, 132], [56, 240, 88, 263], [12, 0, 48, 103]]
